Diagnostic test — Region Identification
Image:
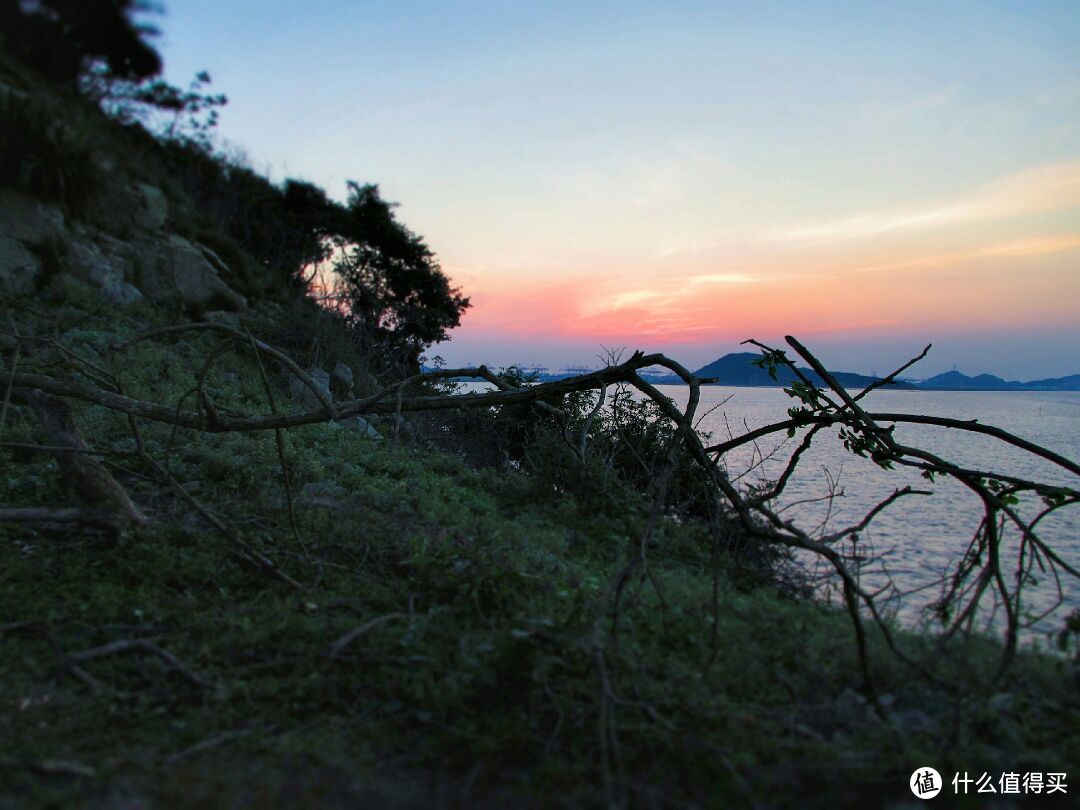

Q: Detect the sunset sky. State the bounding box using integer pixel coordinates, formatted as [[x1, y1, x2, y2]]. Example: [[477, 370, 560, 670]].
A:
[[159, 1, 1080, 379]]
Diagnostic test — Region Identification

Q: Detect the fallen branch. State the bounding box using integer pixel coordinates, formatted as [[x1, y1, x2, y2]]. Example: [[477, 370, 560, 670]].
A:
[[8, 388, 146, 529], [165, 729, 251, 764], [120, 321, 339, 418], [8, 353, 665, 433], [64, 638, 213, 688], [0, 757, 96, 778], [0, 506, 120, 526], [328, 613, 409, 659]]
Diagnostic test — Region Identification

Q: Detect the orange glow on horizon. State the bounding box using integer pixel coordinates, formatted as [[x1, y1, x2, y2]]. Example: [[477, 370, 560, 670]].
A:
[[440, 163, 1080, 351]]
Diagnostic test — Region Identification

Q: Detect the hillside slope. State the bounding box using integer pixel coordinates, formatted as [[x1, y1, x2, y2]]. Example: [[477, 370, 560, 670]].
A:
[[3, 292, 1078, 808]]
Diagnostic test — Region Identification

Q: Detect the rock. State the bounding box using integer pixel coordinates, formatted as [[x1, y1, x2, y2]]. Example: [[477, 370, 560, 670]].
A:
[[331, 361, 354, 398], [64, 234, 132, 287], [0, 234, 41, 294], [792, 722, 825, 741], [100, 279, 143, 305], [334, 415, 383, 440], [834, 687, 866, 713], [133, 184, 168, 230], [0, 189, 65, 243], [57, 229, 148, 304], [833, 687, 881, 725], [288, 367, 332, 409], [197, 243, 233, 279], [133, 234, 247, 313]]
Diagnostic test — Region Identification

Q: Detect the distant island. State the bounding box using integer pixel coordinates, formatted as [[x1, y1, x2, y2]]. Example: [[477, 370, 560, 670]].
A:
[[916, 369, 1080, 392], [689, 352, 914, 390], [681, 354, 1080, 391], [492, 353, 1080, 391]]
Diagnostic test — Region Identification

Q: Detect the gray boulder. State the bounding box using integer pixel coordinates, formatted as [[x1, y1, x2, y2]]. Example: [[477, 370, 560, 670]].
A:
[[0, 189, 65, 243], [334, 415, 383, 440], [289, 367, 332, 410], [0, 234, 41, 294], [100, 279, 144, 305], [133, 184, 168, 230], [331, 361, 354, 398], [56, 229, 147, 306], [134, 234, 247, 313], [65, 233, 132, 287]]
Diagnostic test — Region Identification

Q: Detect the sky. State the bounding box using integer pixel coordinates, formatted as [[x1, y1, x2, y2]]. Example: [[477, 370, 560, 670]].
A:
[[156, 1, 1080, 379]]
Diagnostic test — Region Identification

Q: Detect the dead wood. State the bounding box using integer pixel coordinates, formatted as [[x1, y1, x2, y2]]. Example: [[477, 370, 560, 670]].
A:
[[64, 638, 212, 688], [9, 388, 147, 529]]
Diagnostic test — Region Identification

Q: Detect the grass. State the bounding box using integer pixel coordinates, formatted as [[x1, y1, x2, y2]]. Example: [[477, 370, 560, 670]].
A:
[[1, 279, 1078, 808]]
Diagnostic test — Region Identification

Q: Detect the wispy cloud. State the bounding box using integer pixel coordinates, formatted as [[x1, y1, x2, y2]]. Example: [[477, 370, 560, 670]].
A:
[[579, 270, 767, 318], [978, 235, 1080, 257], [774, 162, 1080, 243], [798, 318, 902, 333], [851, 234, 1080, 275], [655, 240, 725, 258], [687, 272, 759, 285]]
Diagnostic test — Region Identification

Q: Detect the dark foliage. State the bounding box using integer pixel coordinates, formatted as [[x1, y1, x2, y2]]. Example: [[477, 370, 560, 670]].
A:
[[333, 182, 470, 367], [148, 139, 470, 366], [81, 67, 227, 149], [0, 0, 161, 84], [0, 1, 468, 372], [0, 80, 106, 214]]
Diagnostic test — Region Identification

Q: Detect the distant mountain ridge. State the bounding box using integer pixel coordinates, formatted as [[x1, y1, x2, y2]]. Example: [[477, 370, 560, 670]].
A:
[[689, 352, 914, 390], [685, 353, 1080, 391], [918, 370, 1080, 391]]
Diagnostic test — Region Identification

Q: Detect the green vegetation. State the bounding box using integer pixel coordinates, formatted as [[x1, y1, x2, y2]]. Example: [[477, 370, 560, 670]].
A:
[[1, 288, 1077, 808], [1, 4, 1077, 807]]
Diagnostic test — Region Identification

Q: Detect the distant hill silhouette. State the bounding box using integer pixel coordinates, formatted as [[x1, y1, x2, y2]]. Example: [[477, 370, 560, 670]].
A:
[[691, 352, 912, 389], [919, 370, 1080, 391], [450, 355, 1080, 392]]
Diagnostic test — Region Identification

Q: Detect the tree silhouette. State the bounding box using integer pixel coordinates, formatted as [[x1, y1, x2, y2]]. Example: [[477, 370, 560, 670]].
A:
[[0, 0, 162, 84], [333, 182, 469, 365]]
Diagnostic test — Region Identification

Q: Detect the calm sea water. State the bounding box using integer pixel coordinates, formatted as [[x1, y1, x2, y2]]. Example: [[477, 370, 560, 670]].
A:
[[654, 385, 1080, 639]]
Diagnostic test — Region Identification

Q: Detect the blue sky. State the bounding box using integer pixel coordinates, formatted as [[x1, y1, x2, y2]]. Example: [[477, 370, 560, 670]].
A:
[[155, 1, 1080, 377]]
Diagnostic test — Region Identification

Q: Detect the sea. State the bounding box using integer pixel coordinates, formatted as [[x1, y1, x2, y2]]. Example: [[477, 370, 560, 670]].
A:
[[655, 385, 1080, 643]]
